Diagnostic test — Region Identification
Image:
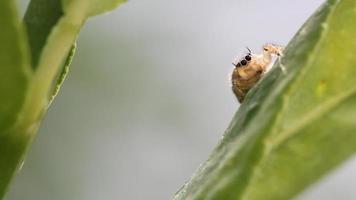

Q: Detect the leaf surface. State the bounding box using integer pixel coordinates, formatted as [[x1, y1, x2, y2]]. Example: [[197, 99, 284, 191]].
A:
[[24, 0, 64, 68], [24, 0, 76, 100], [63, 0, 127, 17], [0, 0, 126, 198], [0, 0, 31, 197], [0, 1, 31, 133], [174, 0, 356, 199], [30, 0, 127, 106]]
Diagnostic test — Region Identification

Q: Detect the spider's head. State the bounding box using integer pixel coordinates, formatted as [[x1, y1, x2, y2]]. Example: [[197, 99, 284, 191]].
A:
[[233, 53, 252, 68]]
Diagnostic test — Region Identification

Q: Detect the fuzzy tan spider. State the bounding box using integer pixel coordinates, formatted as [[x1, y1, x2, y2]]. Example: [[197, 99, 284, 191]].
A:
[[231, 44, 283, 103]]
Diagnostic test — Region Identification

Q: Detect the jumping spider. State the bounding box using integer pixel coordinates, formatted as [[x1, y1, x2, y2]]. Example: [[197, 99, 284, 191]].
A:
[[231, 44, 283, 103]]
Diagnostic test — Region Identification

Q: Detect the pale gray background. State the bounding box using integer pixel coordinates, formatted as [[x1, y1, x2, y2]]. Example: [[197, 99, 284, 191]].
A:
[[7, 0, 356, 199]]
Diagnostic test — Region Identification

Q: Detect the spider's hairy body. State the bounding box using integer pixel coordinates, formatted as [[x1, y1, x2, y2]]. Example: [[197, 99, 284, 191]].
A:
[[231, 44, 283, 103]]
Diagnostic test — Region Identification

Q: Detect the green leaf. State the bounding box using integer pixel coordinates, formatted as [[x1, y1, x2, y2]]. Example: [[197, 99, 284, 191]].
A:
[[50, 43, 76, 102], [24, 0, 76, 101], [62, 0, 127, 17], [28, 0, 127, 110], [24, 0, 64, 69], [174, 0, 356, 199], [19, 0, 127, 122], [0, 0, 125, 198], [0, 1, 31, 133], [0, 0, 32, 197]]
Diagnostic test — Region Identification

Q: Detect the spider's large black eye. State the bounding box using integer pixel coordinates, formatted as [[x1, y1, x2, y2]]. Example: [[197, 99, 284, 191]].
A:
[[245, 55, 251, 61], [240, 60, 247, 66]]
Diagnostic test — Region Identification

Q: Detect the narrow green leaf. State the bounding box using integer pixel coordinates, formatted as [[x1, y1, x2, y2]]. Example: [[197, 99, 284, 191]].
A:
[[27, 0, 126, 110], [174, 0, 356, 199], [20, 0, 126, 122], [62, 0, 127, 17], [24, 0, 64, 69], [0, 0, 32, 197], [50, 43, 76, 102], [24, 0, 76, 101]]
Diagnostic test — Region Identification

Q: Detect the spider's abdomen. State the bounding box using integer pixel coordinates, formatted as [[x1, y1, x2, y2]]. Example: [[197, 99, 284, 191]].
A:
[[231, 63, 264, 103]]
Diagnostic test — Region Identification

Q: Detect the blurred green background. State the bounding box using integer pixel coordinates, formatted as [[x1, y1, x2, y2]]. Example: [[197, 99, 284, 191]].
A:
[[6, 0, 356, 199]]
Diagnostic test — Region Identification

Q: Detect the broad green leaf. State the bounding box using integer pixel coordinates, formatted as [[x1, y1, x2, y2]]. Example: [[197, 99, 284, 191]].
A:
[[0, 0, 32, 197], [0, 1, 31, 133], [174, 0, 356, 199], [0, 0, 125, 198]]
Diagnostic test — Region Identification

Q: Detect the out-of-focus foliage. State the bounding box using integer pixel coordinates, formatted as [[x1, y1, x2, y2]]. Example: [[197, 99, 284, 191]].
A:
[[0, 0, 31, 197], [174, 0, 356, 199], [0, 0, 125, 199]]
